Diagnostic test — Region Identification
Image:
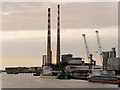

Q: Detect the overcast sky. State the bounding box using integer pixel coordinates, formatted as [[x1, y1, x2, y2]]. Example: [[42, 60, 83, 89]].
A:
[[2, 2, 118, 69]]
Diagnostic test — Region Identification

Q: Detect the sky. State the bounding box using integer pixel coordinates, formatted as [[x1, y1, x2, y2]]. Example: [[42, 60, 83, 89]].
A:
[[2, 2, 118, 69]]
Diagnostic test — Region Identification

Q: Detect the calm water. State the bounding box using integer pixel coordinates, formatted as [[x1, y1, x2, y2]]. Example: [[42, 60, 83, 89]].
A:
[[2, 73, 118, 88]]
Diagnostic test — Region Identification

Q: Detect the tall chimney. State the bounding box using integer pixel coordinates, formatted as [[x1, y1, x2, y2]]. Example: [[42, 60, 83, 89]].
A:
[[47, 8, 52, 65], [89, 54, 93, 70], [43, 55, 44, 66], [56, 5, 60, 64], [112, 47, 116, 57]]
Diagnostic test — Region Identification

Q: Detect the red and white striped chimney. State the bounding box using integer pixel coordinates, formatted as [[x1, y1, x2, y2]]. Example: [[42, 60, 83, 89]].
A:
[[56, 5, 60, 64], [47, 8, 52, 65]]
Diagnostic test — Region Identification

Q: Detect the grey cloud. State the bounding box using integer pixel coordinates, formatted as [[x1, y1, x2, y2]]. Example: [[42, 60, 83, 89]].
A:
[[3, 2, 117, 31]]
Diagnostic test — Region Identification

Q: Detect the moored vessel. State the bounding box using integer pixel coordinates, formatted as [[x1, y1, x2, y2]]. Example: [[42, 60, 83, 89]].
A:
[[88, 67, 118, 84]]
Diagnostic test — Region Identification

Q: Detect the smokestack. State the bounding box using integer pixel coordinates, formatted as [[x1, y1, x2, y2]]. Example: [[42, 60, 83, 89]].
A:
[[89, 54, 93, 70], [56, 5, 60, 64], [112, 47, 116, 57], [42, 55, 47, 66], [47, 8, 52, 65], [44, 55, 47, 66], [43, 55, 44, 66]]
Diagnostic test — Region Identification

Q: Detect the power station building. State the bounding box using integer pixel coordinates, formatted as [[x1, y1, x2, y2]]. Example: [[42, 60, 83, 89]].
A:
[[102, 47, 120, 74], [107, 57, 120, 70], [61, 54, 84, 65], [61, 54, 91, 79], [102, 47, 116, 70]]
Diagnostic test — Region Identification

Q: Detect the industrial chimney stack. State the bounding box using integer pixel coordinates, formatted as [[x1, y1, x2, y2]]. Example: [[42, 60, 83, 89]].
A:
[[56, 5, 60, 64], [47, 8, 52, 65]]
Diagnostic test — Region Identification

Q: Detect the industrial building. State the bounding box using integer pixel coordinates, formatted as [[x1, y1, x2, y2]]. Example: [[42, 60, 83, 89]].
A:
[[107, 57, 120, 75], [5, 67, 42, 74], [102, 51, 110, 70], [102, 47, 117, 70], [61, 54, 96, 66], [107, 57, 120, 71], [61, 54, 84, 65], [101, 47, 120, 75], [61, 54, 96, 79]]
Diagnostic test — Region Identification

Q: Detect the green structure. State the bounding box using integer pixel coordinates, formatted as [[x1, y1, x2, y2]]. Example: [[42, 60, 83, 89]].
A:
[[57, 64, 71, 79]]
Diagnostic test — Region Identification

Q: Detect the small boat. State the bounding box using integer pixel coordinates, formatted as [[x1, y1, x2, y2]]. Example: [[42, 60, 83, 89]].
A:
[[33, 73, 40, 76], [87, 67, 118, 84]]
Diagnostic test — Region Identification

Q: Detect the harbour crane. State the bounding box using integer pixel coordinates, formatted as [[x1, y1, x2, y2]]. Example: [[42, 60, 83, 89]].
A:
[[95, 31, 103, 64], [82, 34, 90, 62]]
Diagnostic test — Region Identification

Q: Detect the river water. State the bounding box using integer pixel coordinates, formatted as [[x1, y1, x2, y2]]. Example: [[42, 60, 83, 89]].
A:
[[1, 73, 118, 88]]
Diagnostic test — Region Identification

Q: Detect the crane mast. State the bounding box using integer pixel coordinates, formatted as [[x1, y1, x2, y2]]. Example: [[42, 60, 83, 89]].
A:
[[82, 34, 90, 62], [95, 31, 102, 63]]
